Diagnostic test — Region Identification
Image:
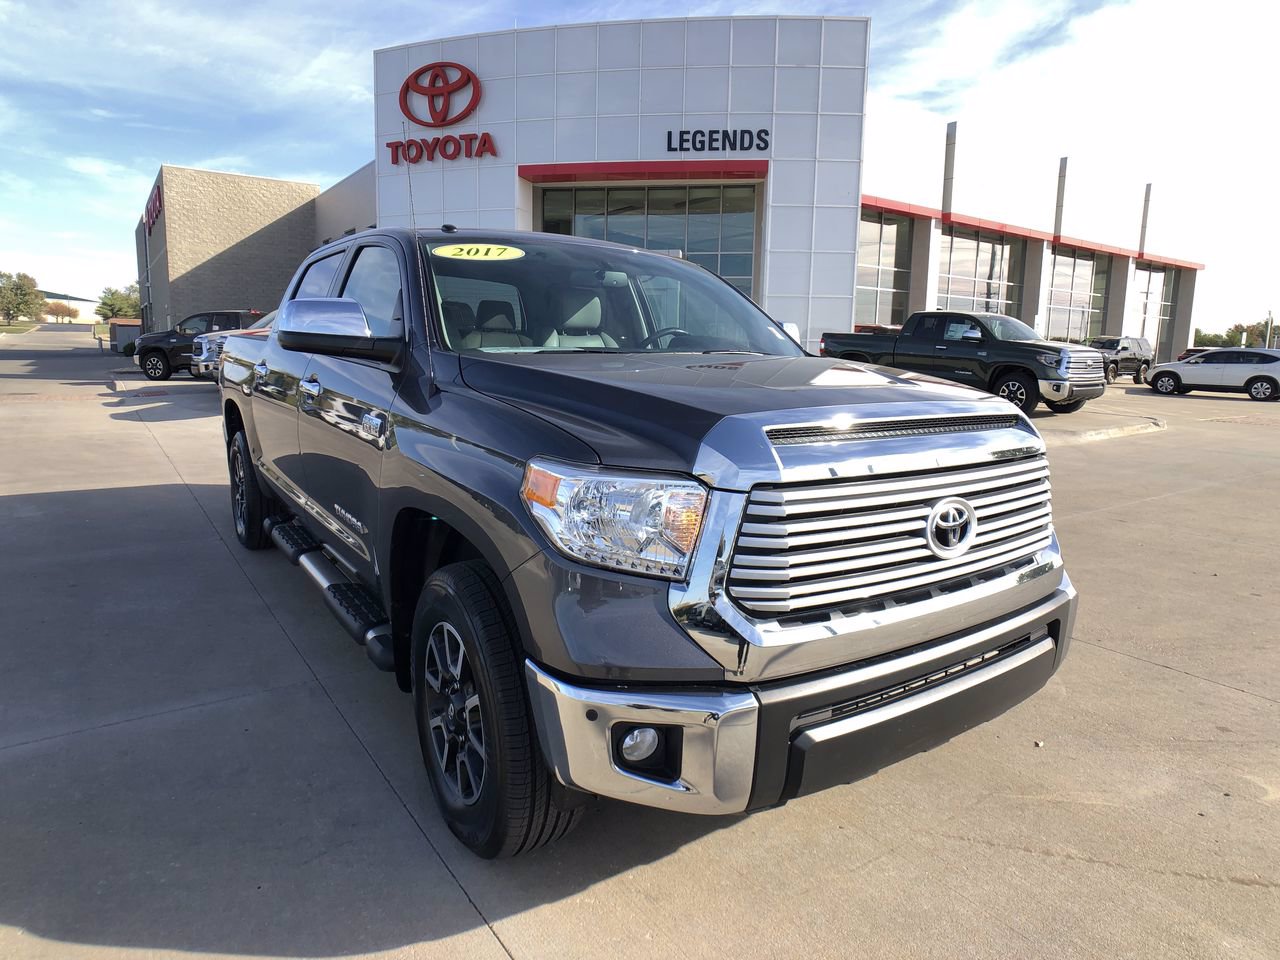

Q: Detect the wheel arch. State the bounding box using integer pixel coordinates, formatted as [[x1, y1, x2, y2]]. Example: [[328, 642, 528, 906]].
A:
[[987, 363, 1037, 392], [386, 501, 532, 693], [1244, 374, 1278, 397]]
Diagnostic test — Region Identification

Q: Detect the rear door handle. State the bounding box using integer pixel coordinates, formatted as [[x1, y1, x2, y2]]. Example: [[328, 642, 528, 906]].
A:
[[299, 378, 322, 398], [934, 345, 948, 351]]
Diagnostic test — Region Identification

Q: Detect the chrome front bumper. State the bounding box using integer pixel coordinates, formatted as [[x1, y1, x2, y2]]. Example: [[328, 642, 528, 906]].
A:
[[526, 575, 1076, 815], [1039, 378, 1105, 402], [193, 359, 218, 377]]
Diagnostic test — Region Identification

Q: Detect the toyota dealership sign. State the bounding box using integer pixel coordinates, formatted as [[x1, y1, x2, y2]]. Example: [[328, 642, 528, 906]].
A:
[[385, 61, 497, 165]]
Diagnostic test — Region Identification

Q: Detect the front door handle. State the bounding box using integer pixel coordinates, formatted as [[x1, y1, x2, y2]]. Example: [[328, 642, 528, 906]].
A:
[[299, 377, 322, 398], [934, 345, 948, 351], [252, 360, 269, 379]]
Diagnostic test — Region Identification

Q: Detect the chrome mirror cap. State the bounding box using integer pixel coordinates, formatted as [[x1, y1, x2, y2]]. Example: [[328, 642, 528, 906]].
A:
[[277, 298, 372, 338]]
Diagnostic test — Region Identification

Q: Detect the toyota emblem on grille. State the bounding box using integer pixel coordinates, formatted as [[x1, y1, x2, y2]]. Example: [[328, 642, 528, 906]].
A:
[[926, 497, 978, 559]]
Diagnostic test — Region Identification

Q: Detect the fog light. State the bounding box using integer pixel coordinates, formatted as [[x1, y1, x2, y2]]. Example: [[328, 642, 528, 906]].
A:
[[620, 726, 660, 763]]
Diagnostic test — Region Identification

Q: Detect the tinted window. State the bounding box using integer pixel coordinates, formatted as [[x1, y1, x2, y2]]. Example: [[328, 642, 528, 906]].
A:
[[1206, 351, 1238, 363], [175, 314, 210, 335], [294, 253, 344, 300], [1254, 353, 1279, 364], [911, 316, 941, 340], [340, 245, 403, 338]]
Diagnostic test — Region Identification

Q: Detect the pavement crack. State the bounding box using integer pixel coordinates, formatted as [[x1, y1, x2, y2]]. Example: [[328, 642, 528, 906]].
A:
[[939, 834, 1279, 889], [1074, 638, 1280, 705]]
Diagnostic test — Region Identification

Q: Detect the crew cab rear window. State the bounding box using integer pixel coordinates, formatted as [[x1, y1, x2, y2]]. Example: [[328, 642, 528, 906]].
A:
[[294, 253, 344, 300], [340, 246, 403, 338]]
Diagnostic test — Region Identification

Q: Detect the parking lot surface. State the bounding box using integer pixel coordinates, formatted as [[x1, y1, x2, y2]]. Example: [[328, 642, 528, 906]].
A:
[[2, 325, 1277, 960]]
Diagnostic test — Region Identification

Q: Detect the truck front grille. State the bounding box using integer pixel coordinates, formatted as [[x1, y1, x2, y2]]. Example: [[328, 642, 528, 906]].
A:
[[727, 455, 1054, 615], [1065, 350, 1105, 383]]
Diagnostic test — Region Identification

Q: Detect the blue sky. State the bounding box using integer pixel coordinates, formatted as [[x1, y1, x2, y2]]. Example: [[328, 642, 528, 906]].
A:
[[0, 0, 1273, 329]]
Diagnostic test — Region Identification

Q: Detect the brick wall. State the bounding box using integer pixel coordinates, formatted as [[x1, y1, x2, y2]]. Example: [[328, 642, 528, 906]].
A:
[[161, 166, 319, 325]]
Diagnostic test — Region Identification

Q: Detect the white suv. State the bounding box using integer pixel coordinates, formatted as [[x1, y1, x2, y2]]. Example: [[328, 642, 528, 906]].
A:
[[1148, 348, 1280, 401]]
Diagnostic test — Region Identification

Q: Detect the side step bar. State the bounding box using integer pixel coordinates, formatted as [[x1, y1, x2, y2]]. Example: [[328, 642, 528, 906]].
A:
[[267, 518, 395, 672]]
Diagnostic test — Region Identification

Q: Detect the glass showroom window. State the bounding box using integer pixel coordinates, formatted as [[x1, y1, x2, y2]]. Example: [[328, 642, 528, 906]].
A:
[[855, 211, 912, 327], [540, 186, 758, 299], [936, 228, 1024, 317], [1046, 248, 1110, 342], [1134, 264, 1178, 360]]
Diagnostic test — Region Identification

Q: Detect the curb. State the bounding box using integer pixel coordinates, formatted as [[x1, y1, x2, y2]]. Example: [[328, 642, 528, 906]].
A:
[[1042, 417, 1166, 446]]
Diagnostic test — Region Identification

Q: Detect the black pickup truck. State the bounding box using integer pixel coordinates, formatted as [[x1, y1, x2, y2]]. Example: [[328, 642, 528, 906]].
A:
[[220, 228, 1078, 857], [133, 309, 264, 380], [821, 311, 1107, 413]]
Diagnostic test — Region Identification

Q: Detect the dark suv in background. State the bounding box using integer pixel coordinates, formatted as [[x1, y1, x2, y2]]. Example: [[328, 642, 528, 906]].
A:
[[134, 309, 263, 380], [1088, 336, 1153, 384]]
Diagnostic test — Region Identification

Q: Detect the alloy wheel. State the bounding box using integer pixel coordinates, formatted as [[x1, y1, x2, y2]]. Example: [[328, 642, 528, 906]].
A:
[[1155, 375, 1176, 394], [998, 381, 1027, 406], [144, 356, 164, 377], [1250, 380, 1273, 400], [422, 621, 486, 805], [231, 447, 247, 537]]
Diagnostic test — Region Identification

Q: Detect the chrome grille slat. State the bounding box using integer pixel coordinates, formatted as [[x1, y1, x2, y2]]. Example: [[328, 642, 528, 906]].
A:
[[728, 454, 1054, 615], [1065, 349, 1105, 383]]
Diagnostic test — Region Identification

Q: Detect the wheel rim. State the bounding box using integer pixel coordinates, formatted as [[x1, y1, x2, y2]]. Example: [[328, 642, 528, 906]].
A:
[[231, 446, 247, 537], [1156, 376, 1175, 393], [1251, 381, 1272, 399], [1106, 366, 1117, 383], [998, 380, 1027, 406], [423, 621, 486, 805], [145, 356, 163, 377]]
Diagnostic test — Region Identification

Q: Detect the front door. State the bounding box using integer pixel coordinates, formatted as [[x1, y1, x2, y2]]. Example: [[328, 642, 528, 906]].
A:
[[1185, 351, 1233, 387], [252, 249, 347, 500], [933, 314, 989, 387], [170, 313, 210, 367], [296, 241, 406, 581]]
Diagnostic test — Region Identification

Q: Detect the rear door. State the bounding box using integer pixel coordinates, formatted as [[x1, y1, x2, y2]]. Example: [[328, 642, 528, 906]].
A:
[[296, 240, 406, 581], [892, 314, 943, 372], [252, 249, 347, 499], [1223, 351, 1266, 389]]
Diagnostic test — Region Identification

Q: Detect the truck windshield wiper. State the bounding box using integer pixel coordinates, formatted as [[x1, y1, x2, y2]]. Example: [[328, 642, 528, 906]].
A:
[[534, 347, 623, 354]]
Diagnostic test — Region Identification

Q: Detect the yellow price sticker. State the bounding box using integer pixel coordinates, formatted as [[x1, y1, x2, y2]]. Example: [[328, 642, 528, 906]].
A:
[[432, 243, 525, 261]]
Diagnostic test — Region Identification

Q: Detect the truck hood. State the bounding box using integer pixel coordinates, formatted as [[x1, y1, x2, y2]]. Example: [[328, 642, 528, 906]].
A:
[[460, 352, 1040, 488]]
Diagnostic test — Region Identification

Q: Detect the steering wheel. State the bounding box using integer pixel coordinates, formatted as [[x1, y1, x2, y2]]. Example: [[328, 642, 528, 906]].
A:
[[638, 327, 687, 350]]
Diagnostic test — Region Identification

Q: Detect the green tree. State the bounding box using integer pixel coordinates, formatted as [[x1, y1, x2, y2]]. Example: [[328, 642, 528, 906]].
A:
[[0, 272, 47, 324], [95, 282, 141, 320], [46, 301, 79, 320]]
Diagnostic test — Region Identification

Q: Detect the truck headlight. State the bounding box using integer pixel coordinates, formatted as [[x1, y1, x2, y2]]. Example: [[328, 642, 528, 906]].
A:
[[521, 458, 707, 580], [1035, 353, 1062, 369]]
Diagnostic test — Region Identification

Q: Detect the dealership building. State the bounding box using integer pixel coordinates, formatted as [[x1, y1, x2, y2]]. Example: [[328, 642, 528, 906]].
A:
[[135, 15, 1202, 359]]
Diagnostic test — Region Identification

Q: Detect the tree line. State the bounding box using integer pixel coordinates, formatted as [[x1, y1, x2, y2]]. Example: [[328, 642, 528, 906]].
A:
[[0, 271, 141, 325], [1195, 320, 1276, 349]]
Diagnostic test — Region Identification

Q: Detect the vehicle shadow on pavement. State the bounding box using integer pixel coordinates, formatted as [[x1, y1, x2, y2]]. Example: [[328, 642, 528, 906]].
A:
[[0, 482, 731, 957], [105, 380, 223, 423]]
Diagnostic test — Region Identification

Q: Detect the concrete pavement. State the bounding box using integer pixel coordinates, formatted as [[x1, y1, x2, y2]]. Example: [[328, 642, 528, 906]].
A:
[[1, 324, 1276, 960]]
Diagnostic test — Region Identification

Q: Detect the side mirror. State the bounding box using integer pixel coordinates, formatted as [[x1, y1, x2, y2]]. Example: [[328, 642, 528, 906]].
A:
[[276, 298, 401, 364], [961, 327, 983, 342]]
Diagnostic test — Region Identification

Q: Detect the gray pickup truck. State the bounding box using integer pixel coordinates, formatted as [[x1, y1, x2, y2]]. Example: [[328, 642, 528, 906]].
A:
[[219, 227, 1078, 857], [822, 311, 1107, 413]]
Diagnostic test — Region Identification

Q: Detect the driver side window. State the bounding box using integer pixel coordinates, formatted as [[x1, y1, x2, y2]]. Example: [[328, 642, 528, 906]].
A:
[[942, 317, 982, 341], [175, 314, 209, 335]]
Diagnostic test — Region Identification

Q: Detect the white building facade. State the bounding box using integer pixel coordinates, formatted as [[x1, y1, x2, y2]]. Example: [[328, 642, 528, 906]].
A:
[[374, 16, 870, 350]]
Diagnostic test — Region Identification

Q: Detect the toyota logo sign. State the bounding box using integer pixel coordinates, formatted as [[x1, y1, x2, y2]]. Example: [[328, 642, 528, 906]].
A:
[[399, 61, 481, 128], [925, 497, 978, 559]]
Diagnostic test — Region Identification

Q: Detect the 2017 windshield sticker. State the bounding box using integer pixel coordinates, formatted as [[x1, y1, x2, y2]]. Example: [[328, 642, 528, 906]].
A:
[[432, 244, 525, 261]]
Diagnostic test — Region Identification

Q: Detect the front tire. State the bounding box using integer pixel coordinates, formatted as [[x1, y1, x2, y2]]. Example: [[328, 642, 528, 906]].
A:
[[141, 351, 171, 381], [1246, 377, 1277, 401], [411, 561, 583, 858], [1105, 363, 1118, 384], [1044, 398, 1087, 414], [1150, 372, 1180, 395], [1134, 362, 1150, 384], [992, 370, 1039, 413], [228, 431, 269, 549]]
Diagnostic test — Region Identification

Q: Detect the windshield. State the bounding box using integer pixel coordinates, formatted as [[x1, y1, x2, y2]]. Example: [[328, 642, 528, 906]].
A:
[[1090, 338, 1119, 350], [422, 237, 803, 357], [984, 315, 1041, 342]]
